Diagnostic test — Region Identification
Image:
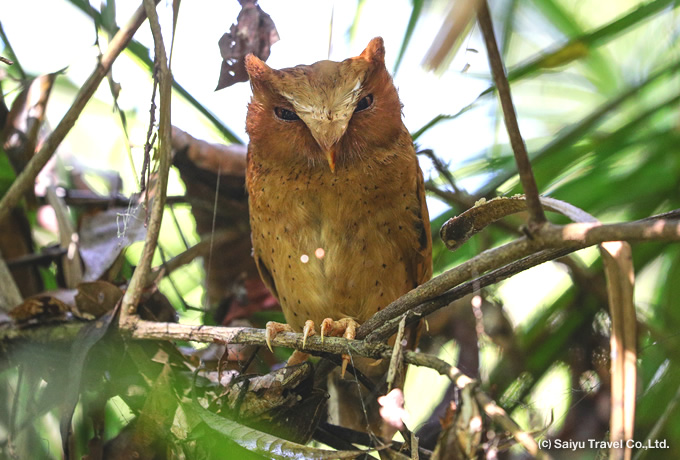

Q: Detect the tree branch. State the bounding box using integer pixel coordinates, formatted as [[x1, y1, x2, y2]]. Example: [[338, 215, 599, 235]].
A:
[[122, 319, 546, 458], [359, 217, 679, 341], [477, 1, 546, 227], [120, 0, 172, 323]]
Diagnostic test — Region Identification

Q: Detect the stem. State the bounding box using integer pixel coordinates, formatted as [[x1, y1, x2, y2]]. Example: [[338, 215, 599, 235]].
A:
[[477, 1, 546, 227]]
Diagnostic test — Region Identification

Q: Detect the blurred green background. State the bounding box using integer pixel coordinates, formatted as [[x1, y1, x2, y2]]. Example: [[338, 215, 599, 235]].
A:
[[1, 0, 679, 458]]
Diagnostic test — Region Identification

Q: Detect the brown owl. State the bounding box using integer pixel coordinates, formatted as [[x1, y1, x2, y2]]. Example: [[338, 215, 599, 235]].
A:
[[244, 37, 432, 431]]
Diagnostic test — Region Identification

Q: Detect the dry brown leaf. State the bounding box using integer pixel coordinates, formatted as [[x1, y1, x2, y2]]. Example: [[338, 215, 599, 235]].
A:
[[8, 290, 82, 324], [215, 0, 279, 90], [75, 280, 124, 317], [208, 363, 329, 446]]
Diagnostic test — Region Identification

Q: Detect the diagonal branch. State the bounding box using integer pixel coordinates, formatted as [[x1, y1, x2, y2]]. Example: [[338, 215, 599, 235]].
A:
[[477, 1, 546, 228], [358, 217, 680, 341]]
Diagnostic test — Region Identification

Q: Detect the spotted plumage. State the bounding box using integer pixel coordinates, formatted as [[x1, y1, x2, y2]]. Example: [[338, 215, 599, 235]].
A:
[[244, 37, 432, 432]]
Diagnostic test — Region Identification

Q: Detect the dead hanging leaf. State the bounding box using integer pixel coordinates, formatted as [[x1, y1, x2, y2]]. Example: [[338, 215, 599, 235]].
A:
[[45, 186, 84, 289], [75, 281, 123, 317], [215, 0, 279, 90], [432, 385, 484, 459], [79, 207, 147, 282]]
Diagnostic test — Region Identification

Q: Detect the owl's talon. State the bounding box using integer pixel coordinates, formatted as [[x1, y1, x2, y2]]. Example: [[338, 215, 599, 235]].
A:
[[302, 320, 316, 349], [319, 317, 360, 377], [265, 321, 295, 353], [320, 318, 335, 344], [265, 321, 275, 352], [341, 354, 350, 378]]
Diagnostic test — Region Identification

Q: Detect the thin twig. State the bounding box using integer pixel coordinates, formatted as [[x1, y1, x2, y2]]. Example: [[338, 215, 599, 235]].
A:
[[477, 1, 546, 228], [0, 2, 157, 224], [364, 247, 573, 343], [144, 230, 238, 286], [120, 0, 172, 322], [5, 246, 68, 269], [141, 73, 158, 193], [418, 149, 460, 193]]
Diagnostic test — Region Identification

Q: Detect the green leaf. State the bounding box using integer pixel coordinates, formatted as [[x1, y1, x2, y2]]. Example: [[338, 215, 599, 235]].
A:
[[393, 0, 424, 76], [188, 391, 370, 460]]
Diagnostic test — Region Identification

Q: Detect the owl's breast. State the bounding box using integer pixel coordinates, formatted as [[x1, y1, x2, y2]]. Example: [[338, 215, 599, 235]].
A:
[[248, 153, 424, 332]]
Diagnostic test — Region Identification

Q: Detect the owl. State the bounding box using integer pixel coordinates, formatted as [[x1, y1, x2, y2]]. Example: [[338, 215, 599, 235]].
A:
[[244, 37, 432, 431]]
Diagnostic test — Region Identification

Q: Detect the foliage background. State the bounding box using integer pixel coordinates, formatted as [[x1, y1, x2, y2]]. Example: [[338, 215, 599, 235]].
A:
[[0, 0, 679, 458]]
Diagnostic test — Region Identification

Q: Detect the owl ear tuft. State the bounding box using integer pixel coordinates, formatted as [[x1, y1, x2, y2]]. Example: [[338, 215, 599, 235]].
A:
[[245, 54, 273, 81], [360, 37, 385, 65]]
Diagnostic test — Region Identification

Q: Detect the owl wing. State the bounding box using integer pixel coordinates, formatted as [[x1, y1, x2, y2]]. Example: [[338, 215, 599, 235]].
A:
[[253, 251, 279, 300], [413, 158, 433, 286]]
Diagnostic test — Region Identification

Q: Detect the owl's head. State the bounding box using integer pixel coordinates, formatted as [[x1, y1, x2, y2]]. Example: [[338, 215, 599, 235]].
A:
[[245, 37, 404, 172]]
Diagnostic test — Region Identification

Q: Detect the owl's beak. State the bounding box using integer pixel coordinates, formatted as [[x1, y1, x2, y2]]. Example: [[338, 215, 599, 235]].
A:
[[326, 147, 337, 173], [306, 118, 349, 173], [311, 129, 345, 173]]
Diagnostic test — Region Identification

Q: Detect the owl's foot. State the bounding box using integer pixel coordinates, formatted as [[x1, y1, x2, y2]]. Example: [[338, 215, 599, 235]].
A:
[[320, 317, 360, 378], [265, 321, 311, 365], [265, 320, 316, 351], [265, 321, 294, 352]]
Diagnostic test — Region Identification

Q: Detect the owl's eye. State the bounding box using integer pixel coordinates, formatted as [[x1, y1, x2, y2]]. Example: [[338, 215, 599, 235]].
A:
[[354, 94, 374, 113], [274, 107, 300, 121]]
